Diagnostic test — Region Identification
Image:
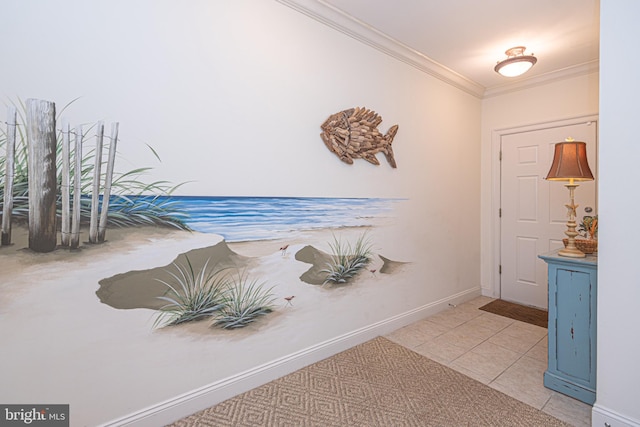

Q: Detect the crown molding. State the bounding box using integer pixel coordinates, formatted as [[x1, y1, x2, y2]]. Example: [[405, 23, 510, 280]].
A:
[[276, 0, 486, 99], [276, 0, 599, 100], [483, 60, 600, 98]]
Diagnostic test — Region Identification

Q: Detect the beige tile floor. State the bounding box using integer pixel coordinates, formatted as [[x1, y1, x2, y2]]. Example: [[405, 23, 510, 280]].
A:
[[384, 296, 592, 427]]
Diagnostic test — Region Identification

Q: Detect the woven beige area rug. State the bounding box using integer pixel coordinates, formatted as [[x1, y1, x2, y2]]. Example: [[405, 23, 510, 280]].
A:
[[170, 336, 569, 426]]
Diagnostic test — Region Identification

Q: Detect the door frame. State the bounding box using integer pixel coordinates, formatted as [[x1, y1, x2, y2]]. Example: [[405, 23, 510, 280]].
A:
[[490, 114, 599, 300]]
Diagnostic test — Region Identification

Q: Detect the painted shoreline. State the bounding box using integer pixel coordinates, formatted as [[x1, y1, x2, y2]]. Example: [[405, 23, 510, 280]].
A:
[[0, 222, 406, 308], [0, 222, 397, 279]]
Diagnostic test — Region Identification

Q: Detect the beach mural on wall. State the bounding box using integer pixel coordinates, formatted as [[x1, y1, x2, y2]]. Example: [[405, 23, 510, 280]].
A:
[[96, 195, 407, 330], [1, 99, 409, 336]]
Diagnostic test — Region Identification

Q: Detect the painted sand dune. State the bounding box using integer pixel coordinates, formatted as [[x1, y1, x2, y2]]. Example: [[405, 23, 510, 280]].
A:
[[97, 239, 408, 313]]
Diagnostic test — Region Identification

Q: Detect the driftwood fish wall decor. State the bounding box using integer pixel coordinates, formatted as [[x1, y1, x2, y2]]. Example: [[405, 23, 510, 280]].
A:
[[320, 107, 399, 168]]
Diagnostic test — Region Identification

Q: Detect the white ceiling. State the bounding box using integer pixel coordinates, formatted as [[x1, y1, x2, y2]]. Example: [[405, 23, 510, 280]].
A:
[[280, 0, 600, 97]]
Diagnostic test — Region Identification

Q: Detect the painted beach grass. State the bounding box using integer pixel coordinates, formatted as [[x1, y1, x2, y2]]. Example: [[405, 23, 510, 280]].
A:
[[0, 100, 188, 231]]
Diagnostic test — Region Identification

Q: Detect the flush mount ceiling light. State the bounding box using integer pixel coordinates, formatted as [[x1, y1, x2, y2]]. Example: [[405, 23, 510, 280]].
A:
[[494, 46, 537, 77]]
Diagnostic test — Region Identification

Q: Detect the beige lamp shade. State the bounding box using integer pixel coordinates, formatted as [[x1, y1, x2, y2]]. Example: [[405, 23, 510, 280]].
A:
[[545, 141, 594, 181]]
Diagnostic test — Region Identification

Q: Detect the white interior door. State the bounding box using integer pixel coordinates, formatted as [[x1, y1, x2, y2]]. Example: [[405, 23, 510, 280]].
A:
[[500, 121, 597, 309]]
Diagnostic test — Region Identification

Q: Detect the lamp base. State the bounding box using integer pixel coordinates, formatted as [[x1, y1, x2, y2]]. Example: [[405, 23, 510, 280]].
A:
[[558, 246, 586, 258], [557, 182, 586, 259]]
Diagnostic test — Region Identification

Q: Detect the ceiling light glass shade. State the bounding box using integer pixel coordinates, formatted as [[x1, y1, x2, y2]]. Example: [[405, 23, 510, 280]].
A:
[[494, 46, 537, 77]]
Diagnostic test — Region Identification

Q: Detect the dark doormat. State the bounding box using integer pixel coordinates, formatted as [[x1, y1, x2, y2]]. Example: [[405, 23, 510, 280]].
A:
[[479, 299, 548, 328]]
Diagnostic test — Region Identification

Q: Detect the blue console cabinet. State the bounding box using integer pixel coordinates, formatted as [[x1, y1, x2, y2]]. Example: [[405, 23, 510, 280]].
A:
[[539, 251, 597, 405]]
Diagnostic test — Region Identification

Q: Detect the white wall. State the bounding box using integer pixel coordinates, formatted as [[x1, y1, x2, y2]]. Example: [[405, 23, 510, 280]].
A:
[[480, 73, 599, 297], [593, 1, 640, 425], [1, 0, 477, 200], [0, 1, 482, 424]]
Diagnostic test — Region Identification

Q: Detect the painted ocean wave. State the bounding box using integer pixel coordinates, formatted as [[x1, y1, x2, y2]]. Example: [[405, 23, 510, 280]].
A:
[[136, 196, 402, 242]]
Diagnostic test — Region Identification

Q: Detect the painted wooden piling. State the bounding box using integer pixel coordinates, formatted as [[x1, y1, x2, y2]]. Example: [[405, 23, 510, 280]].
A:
[[70, 126, 83, 249], [98, 122, 118, 242], [1, 106, 17, 246], [89, 121, 104, 243], [26, 99, 57, 252], [60, 121, 71, 246]]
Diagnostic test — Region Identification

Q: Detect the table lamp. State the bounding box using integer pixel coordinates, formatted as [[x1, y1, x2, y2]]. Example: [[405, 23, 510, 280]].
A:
[[545, 138, 594, 258]]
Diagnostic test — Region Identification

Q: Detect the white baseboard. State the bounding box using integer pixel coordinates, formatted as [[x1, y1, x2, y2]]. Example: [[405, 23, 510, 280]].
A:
[[99, 287, 480, 427], [592, 404, 640, 427]]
